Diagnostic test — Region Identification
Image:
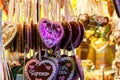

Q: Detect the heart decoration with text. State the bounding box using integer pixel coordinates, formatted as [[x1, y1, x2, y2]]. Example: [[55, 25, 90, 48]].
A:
[[56, 57, 75, 80], [38, 18, 64, 48], [25, 59, 56, 80]]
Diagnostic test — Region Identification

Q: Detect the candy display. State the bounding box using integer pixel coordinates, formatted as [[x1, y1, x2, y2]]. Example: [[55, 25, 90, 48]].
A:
[[80, 14, 112, 52], [0, 0, 120, 80], [4, 18, 84, 80]]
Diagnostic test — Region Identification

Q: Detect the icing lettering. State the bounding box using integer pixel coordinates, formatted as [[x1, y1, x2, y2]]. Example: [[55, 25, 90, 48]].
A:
[[29, 70, 49, 77]]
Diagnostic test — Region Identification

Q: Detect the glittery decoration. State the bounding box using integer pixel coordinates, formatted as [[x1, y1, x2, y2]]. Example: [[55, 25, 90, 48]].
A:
[[38, 18, 64, 48]]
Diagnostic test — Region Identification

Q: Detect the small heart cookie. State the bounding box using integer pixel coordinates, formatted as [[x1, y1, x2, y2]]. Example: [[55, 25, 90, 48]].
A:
[[56, 57, 75, 80]]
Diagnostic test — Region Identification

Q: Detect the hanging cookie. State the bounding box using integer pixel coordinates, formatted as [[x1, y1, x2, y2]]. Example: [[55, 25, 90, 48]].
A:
[[21, 23, 25, 53], [26, 24, 30, 53], [2, 22, 18, 49], [67, 21, 80, 50], [72, 22, 82, 49], [30, 21, 35, 49], [17, 24, 23, 53], [77, 22, 85, 48], [9, 35, 17, 52], [60, 22, 72, 49], [25, 59, 57, 80], [56, 57, 75, 80], [35, 24, 41, 52], [38, 18, 64, 48]]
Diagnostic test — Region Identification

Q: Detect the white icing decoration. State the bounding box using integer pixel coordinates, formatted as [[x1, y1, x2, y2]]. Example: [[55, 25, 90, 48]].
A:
[[25, 59, 56, 80], [29, 70, 50, 77]]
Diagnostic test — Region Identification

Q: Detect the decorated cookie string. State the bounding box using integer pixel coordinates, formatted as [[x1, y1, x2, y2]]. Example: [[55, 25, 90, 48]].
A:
[[70, 40, 84, 80]]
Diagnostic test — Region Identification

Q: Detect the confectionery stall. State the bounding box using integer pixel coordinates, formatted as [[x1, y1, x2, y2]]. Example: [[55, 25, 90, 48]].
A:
[[0, 0, 120, 80]]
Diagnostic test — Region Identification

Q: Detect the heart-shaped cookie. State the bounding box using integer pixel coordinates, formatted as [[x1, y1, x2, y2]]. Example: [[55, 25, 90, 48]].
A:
[[2, 21, 18, 49], [73, 22, 82, 48], [76, 22, 85, 48], [60, 22, 72, 49], [75, 22, 85, 48], [38, 18, 64, 48], [25, 59, 56, 80], [66, 21, 80, 50], [56, 57, 75, 80]]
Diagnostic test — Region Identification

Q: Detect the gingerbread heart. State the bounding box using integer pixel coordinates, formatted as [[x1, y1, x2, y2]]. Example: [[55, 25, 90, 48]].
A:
[[60, 22, 72, 49], [56, 57, 75, 80], [25, 59, 56, 80], [73, 22, 82, 48], [77, 22, 85, 48], [2, 21, 18, 49], [38, 18, 64, 48], [66, 21, 80, 50]]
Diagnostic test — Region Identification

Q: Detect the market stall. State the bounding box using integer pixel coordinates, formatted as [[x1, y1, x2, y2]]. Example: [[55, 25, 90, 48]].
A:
[[0, 0, 119, 80]]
